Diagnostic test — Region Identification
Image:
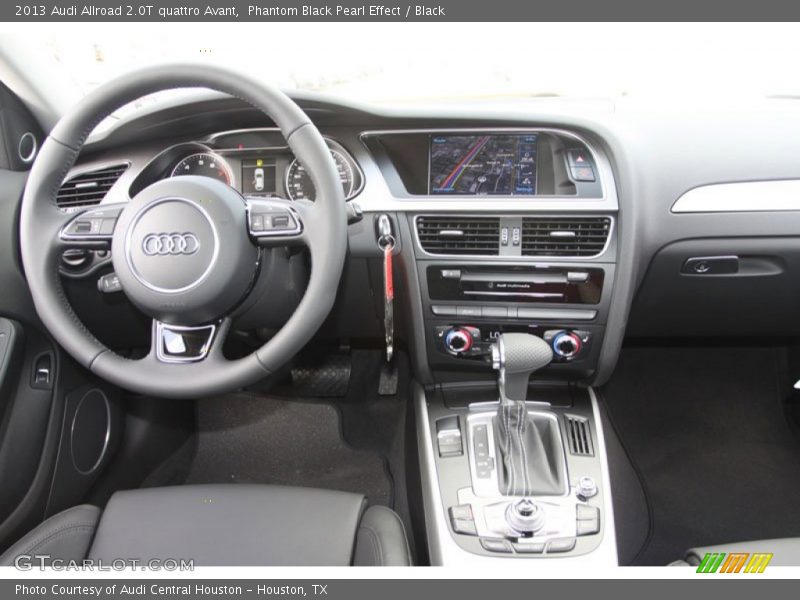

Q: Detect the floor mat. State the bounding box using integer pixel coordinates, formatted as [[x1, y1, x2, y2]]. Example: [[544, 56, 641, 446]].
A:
[[602, 345, 800, 565], [151, 392, 392, 506]]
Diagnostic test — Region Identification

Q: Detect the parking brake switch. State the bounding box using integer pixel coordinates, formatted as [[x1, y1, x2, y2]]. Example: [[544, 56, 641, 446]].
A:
[[436, 416, 463, 457]]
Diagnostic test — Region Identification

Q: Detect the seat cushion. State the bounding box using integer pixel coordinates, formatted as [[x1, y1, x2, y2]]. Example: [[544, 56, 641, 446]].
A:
[[1, 484, 411, 566], [89, 484, 368, 566], [673, 537, 800, 567]]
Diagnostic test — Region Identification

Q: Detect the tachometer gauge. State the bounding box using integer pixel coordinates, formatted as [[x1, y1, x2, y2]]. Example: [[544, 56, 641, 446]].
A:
[[286, 149, 354, 202], [171, 153, 234, 185]]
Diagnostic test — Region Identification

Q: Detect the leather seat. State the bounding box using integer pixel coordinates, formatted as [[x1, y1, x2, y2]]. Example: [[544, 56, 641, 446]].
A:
[[0, 484, 412, 566], [672, 538, 800, 566]]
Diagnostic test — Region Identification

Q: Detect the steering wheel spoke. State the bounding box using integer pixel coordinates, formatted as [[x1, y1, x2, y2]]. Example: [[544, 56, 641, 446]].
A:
[[58, 203, 124, 250], [150, 317, 230, 364]]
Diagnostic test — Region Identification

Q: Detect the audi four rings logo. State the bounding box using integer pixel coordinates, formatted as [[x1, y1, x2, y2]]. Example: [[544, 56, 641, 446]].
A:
[[142, 233, 200, 256]]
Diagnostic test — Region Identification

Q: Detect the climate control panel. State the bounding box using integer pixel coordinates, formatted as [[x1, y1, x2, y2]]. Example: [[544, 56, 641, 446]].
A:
[[434, 325, 592, 363]]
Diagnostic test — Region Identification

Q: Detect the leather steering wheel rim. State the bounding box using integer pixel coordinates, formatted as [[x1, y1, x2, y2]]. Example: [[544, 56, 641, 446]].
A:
[[20, 64, 348, 399]]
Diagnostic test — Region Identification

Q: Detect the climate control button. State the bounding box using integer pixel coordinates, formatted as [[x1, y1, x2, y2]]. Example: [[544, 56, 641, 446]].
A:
[[552, 331, 582, 359], [445, 328, 474, 354]]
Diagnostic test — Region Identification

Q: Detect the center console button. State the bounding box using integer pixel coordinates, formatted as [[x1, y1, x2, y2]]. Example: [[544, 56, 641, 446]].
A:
[[506, 498, 546, 533], [481, 306, 507, 318], [480, 538, 513, 553], [431, 305, 458, 316], [512, 542, 545, 554], [576, 504, 601, 536], [577, 519, 600, 536], [547, 537, 577, 553], [449, 505, 478, 536], [577, 476, 598, 499], [576, 504, 600, 521], [457, 306, 482, 317]]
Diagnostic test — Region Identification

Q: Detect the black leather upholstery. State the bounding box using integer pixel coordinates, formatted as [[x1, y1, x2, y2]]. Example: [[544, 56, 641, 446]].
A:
[[672, 538, 800, 566], [0, 505, 100, 566], [0, 485, 411, 567]]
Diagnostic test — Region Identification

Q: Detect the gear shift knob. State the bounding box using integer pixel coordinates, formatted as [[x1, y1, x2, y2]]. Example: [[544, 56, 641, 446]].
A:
[[492, 333, 553, 402]]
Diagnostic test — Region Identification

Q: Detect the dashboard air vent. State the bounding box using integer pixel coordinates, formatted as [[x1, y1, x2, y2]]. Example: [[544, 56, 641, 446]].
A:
[[56, 164, 128, 209], [521, 216, 611, 257], [416, 216, 500, 256], [565, 415, 594, 456]]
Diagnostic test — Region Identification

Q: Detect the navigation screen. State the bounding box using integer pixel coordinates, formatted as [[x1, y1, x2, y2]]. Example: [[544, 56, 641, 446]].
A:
[[429, 134, 538, 195]]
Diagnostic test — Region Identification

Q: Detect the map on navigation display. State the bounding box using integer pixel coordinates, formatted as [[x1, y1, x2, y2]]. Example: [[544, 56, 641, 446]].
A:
[[429, 134, 538, 195]]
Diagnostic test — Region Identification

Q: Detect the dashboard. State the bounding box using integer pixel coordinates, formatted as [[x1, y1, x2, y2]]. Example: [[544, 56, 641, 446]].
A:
[[45, 90, 800, 390]]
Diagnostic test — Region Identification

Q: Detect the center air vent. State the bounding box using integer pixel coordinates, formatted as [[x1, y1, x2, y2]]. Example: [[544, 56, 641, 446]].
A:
[[521, 216, 611, 257], [565, 415, 594, 456], [56, 164, 128, 209], [416, 216, 500, 256]]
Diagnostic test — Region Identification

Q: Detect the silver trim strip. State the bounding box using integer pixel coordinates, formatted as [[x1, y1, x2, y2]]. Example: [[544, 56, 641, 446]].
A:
[[413, 214, 615, 261], [18, 131, 37, 163], [154, 321, 217, 364], [672, 179, 800, 213]]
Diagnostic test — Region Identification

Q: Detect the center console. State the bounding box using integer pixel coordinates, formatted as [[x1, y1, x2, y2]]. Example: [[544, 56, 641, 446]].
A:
[[362, 127, 620, 564]]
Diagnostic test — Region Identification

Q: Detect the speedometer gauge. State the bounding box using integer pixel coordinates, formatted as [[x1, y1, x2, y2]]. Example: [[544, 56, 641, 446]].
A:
[[286, 149, 354, 202], [171, 153, 234, 185]]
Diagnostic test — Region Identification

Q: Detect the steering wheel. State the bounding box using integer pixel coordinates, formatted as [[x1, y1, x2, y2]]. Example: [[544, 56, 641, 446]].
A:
[[20, 64, 347, 399]]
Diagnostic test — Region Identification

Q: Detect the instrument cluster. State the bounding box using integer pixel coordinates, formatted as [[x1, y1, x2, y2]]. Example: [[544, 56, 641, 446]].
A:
[[145, 129, 364, 202]]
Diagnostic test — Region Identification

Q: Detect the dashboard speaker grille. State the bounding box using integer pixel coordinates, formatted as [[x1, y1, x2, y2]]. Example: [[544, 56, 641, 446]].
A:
[[521, 216, 611, 257], [56, 164, 128, 209], [565, 415, 594, 456], [416, 216, 500, 255]]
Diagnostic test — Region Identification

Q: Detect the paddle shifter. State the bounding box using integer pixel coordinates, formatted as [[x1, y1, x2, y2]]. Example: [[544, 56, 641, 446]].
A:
[[491, 333, 564, 497]]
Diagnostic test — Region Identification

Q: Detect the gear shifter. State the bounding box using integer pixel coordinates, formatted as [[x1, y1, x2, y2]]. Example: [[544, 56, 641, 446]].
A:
[[491, 333, 564, 497], [491, 333, 553, 402]]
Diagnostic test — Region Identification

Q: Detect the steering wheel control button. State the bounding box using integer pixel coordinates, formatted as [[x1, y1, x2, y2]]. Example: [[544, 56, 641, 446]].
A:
[[61, 205, 123, 241], [247, 199, 302, 238], [97, 272, 122, 293], [156, 322, 216, 363], [480, 538, 513, 554]]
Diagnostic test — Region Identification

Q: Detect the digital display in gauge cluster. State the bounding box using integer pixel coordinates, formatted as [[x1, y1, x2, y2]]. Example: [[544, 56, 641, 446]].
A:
[[241, 159, 277, 197]]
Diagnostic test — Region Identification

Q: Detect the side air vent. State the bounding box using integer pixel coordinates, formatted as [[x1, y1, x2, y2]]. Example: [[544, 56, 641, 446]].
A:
[[521, 216, 611, 257], [565, 415, 594, 456], [56, 164, 128, 209], [416, 216, 500, 256]]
